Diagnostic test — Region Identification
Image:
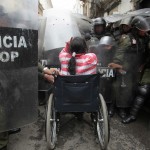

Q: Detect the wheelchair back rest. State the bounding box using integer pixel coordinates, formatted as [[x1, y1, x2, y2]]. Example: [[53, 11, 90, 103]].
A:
[[54, 74, 100, 104]]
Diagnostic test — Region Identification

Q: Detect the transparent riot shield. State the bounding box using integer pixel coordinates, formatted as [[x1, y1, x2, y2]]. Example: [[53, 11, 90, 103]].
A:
[[0, 0, 38, 132], [43, 9, 81, 67], [127, 8, 150, 17], [72, 13, 92, 36], [38, 16, 47, 60]]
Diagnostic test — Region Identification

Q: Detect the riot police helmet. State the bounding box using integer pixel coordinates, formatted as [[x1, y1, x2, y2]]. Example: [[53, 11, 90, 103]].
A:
[[120, 17, 133, 26], [98, 36, 115, 51], [113, 20, 121, 29], [131, 16, 150, 31], [93, 17, 106, 26], [99, 36, 115, 46], [92, 17, 106, 35], [120, 17, 133, 33]]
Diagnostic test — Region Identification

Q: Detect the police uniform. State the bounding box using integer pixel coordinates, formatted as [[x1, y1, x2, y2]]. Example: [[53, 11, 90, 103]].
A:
[[0, 132, 8, 149], [122, 40, 150, 124], [0, 109, 8, 150], [0, 73, 8, 150], [112, 33, 146, 112], [95, 36, 116, 117]]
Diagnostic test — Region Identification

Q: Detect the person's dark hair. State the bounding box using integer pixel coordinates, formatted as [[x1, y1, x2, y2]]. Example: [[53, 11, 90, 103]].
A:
[[68, 37, 88, 75]]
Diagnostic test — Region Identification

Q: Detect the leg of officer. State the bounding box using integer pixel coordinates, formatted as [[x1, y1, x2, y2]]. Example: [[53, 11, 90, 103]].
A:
[[0, 132, 8, 150], [122, 68, 150, 123], [122, 84, 150, 124]]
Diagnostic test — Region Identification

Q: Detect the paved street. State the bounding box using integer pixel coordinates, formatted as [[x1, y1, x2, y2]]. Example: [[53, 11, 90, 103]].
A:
[[8, 106, 150, 150]]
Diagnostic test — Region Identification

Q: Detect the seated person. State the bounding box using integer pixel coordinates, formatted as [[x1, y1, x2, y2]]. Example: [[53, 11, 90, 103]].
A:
[[59, 37, 98, 75]]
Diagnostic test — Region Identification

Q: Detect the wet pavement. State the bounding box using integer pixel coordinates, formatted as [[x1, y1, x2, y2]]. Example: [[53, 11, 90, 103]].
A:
[[8, 106, 150, 150]]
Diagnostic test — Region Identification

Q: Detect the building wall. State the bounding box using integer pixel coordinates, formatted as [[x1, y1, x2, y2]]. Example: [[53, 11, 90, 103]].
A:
[[103, 0, 136, 17], [83, 1, 91, 17], [38, 0, 53, 16], [38, 2, 44, 16], [73, 0, 84, 14], [81, 0, 150, 18], [81, 0, 104, 18], [109, 6, 119, 15], [118, 0, 134, 13]]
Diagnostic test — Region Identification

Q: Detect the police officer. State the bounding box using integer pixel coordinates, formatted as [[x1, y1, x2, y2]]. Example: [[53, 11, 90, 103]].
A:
[[0, 133, 8, 150], [120, 17, 133, 34], [98, 36, 116, 117], [92, 17, 107, 40], [111, 20, 121, 42], [108, 16, 149, 119], [0, 70, 10, 150], [88, 18, 111, 61], [122, 22, 150, 124], [122, 55, 150, 123], [0, 6, 11, 150]]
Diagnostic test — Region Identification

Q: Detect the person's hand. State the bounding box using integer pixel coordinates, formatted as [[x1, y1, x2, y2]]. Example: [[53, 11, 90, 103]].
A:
[[65, 37, 73, 52], [44, 74, 54, 83], [43, 68, 60, 76], [108, 63, 123, 69], [43, 68, 60, 83]]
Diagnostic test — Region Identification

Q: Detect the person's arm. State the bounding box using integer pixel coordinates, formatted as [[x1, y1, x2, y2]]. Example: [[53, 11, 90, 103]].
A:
[[38, 63, 59, 83], [113, 34, 130, 65], [59, 41, 70, 56], [38, 62, 59, 75], [38, 62, 44, 72], [108, 34, 130, 70]]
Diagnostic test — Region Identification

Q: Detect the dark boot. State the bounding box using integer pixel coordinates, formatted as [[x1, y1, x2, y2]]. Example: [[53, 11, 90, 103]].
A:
[[0, 146, 7, 150], [118, 108, 127, 119], [122, 96, 145, 124], [8, 128, 21, 135], [0, 132, 8, 150]]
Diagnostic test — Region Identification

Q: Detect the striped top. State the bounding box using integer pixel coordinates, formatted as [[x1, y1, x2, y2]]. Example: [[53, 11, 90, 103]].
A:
[[59, 43, 98, 75]]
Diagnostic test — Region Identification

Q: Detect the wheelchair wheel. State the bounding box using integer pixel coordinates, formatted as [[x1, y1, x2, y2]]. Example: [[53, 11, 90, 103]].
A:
[[46, 94, 57, 149], [97, 93, 109, 150]]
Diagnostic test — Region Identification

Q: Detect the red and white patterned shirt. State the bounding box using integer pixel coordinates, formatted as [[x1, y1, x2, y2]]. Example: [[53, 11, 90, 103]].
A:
[[59, 43, 98, 75]]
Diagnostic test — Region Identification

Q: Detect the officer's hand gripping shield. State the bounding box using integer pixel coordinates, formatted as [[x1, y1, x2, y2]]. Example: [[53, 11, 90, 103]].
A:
[[0, 0, 38, 132]]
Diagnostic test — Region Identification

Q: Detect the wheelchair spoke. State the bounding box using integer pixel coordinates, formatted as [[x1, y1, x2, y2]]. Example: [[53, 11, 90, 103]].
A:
[[98, 118, 104, 122], [46, 94, 57, 149], [96, 94, 109, 150], [97, 109, 105, 147]]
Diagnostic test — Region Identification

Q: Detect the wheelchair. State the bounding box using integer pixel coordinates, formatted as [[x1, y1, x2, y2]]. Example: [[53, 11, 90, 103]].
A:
[[46, 74, 110, 150]]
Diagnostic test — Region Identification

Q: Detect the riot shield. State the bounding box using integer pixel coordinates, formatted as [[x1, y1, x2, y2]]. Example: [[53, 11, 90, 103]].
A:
[[0, 0, 38, 132], [43, 9, 81, 67], [104, 14, 128, 23], [72, 13, 92, 36], [38, 16, 47, 60], [127, 8, 150, 17]]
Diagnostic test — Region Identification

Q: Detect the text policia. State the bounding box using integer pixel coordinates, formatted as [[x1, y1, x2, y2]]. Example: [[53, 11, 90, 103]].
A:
[[0, 35, 27, 62]]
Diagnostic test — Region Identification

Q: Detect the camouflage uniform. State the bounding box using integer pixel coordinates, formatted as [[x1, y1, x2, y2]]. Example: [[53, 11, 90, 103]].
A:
[[122, 39, 150, 124], [113, 33, 146, 108]]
